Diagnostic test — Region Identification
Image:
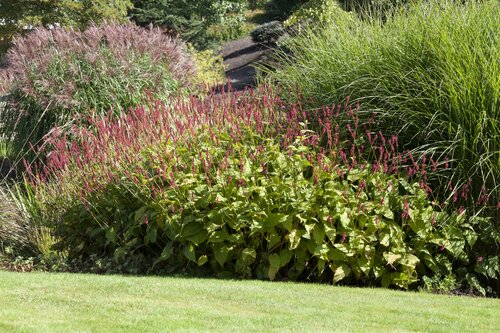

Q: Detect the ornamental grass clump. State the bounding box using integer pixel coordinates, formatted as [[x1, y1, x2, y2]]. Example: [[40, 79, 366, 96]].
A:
[[0, 22, 197, 163], [25, 85, 499, 295], [263, 0, 500, 218]]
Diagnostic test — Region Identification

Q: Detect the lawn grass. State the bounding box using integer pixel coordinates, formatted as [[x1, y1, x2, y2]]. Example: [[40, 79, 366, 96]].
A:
[[0, 271, 498, 332]]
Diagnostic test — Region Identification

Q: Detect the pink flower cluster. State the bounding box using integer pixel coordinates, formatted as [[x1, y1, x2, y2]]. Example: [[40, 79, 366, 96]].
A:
[[26, 84, 498, 217]]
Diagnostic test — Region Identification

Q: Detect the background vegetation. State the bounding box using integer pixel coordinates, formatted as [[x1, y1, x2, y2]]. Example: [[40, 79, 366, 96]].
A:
[[0, 22, 196, 163], [0, 0, 132, 55], [0, 0, 498, 300], [131, 0, 252, 49]]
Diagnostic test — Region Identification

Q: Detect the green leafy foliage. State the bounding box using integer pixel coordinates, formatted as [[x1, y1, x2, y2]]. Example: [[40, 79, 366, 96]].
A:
[[189, 47, 226, 87], [0, 0, 132, 55], [26, 87, 497, 294], [285, 0, 355, 28], [131, 0, 248, 49], [264, 0, 309, 20], [53, 135, 486, 289]]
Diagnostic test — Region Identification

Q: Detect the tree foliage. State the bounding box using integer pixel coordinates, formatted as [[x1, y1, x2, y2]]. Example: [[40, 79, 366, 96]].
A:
[[0, 0, 132, 55], [265, 0, 309, 19], [131, 0, 247, 48]]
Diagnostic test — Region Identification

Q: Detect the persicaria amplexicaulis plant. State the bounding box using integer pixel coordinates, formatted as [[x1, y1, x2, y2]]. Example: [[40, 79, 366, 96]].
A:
[[25, 84, 499, 294]]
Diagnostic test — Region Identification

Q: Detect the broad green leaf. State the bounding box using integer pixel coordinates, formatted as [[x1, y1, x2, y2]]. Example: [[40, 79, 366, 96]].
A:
[[159, 242, 173, 261], [197, 255, 208, 266], [372, 261, 386, 279], [466, 273, 486, 296], [324, 224, 336, 243], [328, 248, 346, 261], [269, 253, 281, 269], [207, 211, 223, 225], [268, 265, 278, 281], [288, 229, 302, 250], [380, 207, 394, 220], [435, 254, 453, 274], [408, 215, 428, 238], [181, 221, 203, 237], [391, 272, 414, 289], [250, 219, 264, 235], [267, 230, 281, 250], [144, 227, 157, 245], [303, 224, 315, 239], [400, 254, 420, 269], [182, 222, 208, 246], [313, 224, 325, 244], [334, 243, 355, 257], [208, 231, 227, 243], [333, 264, 351, 283], [281, 215, 293, 231], [381, 272, 394, 288], [313, 244, 330, 260], [357, 256, 371, 275], [227, 233, 244, 244], [384, 252, 402, 266], [134, 206, 147, 222], [182, 244, 196, 263], [267, 213, 289, 228], [215, 193, 227, 203], [236, 250, 255, 276], [421, 253, 440, 273], [421, 206, 434, 223], [340, 211, 350, 229], [317, 259, 326, 274], [279, 249, 293, 267], [241, 248, 257, 265], [350, 235, 366, 252], [475, 256, 499, 279], [213, 244, 230, 266], [462, 227, 478, 247], [445, 226, 466, 257]]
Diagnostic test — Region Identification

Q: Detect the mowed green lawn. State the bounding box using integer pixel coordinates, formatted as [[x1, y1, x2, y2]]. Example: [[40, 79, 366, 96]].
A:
[[0, 271, 498, 332]]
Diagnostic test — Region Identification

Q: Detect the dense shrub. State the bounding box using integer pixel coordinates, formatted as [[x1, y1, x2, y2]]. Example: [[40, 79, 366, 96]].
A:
[[0, 0, 132, 57], [263, 0, 500, 219], [26, 86, 499, 294], [131, 0, 248, 49], [189, 47, 226, 88], [251, 21, 286, 45], [0, 22, 197, 161], [205, 21, 256, 47], [285, 0, 356, 28], [264, 0, 309, 20]]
